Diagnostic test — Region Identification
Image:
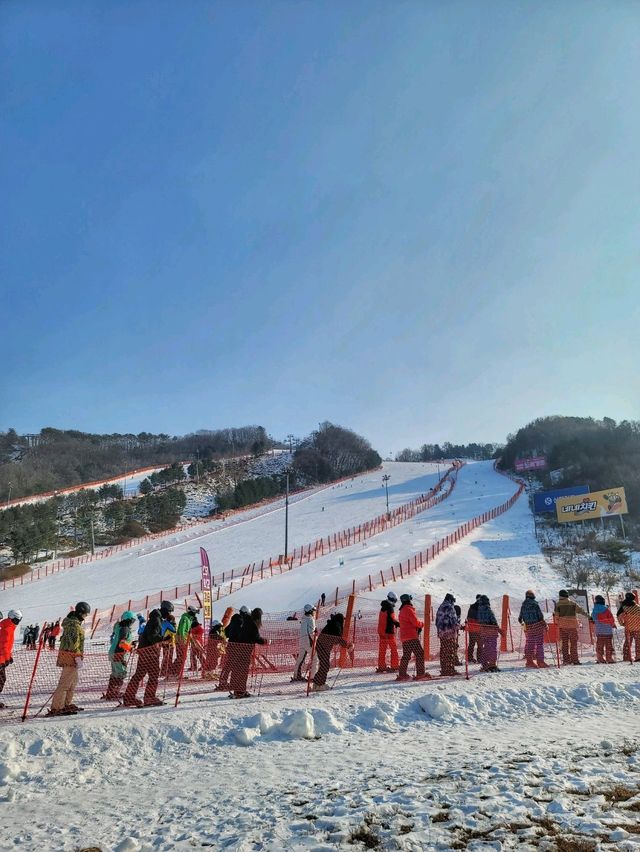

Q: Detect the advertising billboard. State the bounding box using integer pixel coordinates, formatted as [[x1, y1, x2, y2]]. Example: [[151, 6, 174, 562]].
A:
[[555, 487, 628, 523], [515, 456, 547, 472], [533, 485, 589, 514]]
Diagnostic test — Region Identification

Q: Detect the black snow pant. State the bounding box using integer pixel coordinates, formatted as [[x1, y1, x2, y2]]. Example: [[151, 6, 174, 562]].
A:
[[124, 646, 160, 704], [399, 639, 425, 677]]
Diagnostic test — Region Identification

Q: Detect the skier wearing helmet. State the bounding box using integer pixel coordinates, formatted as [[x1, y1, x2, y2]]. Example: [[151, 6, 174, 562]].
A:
[[376, 592, 400, 673], [292, 604, 317, 681], [0, 609, 22, 709], [104, 611, 137, 700], [49, 602, 91, 716]]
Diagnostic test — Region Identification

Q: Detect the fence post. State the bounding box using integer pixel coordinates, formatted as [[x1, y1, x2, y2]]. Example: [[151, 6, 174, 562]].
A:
[[340, 594, 356, 668], [424, 594, 431, 660], [500, 595, 509, 653]]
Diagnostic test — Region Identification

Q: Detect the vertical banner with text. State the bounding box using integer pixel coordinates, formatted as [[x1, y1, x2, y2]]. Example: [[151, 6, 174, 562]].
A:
[[200, 547, 213, 629]]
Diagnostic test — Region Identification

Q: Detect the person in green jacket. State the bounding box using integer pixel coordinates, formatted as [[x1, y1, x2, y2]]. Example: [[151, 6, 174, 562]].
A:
[[174, 605, 200, 676], [48, 602, 91, 717], [104, 610, 136, 700]]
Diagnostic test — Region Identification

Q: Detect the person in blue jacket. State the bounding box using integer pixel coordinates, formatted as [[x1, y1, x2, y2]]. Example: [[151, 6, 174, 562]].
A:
[[104, 610, 136, 700]]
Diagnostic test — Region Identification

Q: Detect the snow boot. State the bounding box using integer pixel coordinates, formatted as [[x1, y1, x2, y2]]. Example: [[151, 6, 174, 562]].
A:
[[375, 667, 388, 674], [395, 674, 411, 682], [65, 704, 84, 712], [290, 675, 306, 682], [214, 683, 229, 692], [414, 673, 432, 681], [525, 661, 537, 668], [143, 697, 165, 707], [311, 684, 329, 692], [231, 691, 252, 699], [46, 708, 63, 717], [537, 661, 550, 668], [122, 697, 144, 708]]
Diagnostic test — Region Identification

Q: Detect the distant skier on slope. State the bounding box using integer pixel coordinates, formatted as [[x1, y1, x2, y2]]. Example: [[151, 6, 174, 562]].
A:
[[292, 604, 317, 681], [0, 609, 22, 709], [376, 592, 400, 673]]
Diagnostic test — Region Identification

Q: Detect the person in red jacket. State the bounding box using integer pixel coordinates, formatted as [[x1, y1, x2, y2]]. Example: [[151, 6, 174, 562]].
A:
[[397, 594, 430, 681], [376, 592, 400, 673], [0, 609, 23, 709]]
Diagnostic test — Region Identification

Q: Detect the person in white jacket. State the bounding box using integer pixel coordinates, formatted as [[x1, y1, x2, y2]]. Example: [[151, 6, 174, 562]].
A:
[[292, 604, 317, 681]]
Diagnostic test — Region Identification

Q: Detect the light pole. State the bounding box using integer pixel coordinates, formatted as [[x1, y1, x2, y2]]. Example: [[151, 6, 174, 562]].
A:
[[284, 468, 291, 559], [382, 474, 391, 519]]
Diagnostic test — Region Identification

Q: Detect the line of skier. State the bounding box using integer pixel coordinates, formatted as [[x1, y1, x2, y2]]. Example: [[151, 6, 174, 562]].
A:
[[1, 587, 638, 717]]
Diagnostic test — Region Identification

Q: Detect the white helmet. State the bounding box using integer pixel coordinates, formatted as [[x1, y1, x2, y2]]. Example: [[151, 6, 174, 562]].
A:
[[8, 609, 23, 623], [303, 603, 316, 614], [239, 605, 250, 615], [386, 592, 398, 604]]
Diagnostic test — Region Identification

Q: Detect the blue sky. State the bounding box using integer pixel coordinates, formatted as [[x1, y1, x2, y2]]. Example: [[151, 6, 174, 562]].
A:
[[2, 1, 639, 455]]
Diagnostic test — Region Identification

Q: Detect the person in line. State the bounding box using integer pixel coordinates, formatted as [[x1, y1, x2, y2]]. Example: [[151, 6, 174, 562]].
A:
[[49, 620, 61, 650], [618, 597, 640, 663], [29, 624, 40, 650], [188, 617, 206, 672], [397, 594, 430, 681], [312, 612, 352, 691], [215, 607, 247, 691], [159, 601, 177, 677], [123, 607, 167, 707], [48, 602, 91, 717], [466, 595, 482, 663], [320, 593, 326, 607], [617, 592, 639, 662], [104, 610, 136, 700], [230, 608, 267, 698], [376, 592, 400, 673], [553, 590, 588, 666], [41, 624, 51, 648], [22, 626, 32, 647], [0, 609, 22, 709], [453, 604, 463, 665], [204, 620, 226, 678], [435, 594, 460, 676], [136, 614, 146, 636], [292, 604, 317, 681], [175, 604, 200, 675], [518, 590, 548, 668], [476, 595, 502, 672], [591, 595, 616, 664]]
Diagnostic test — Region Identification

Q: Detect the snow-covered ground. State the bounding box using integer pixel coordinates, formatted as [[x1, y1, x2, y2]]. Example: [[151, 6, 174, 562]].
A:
[[2, 664, 639, 850], [3, 462, 445, 625], [3, 459, 640, 850]]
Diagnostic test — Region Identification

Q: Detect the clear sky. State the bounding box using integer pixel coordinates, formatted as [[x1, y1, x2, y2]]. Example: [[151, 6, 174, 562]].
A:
[[2, 1, 639, 455]]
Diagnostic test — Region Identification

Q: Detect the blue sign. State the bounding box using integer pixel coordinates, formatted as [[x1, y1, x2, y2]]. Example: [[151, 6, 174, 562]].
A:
[[534, 485, 589, 514]]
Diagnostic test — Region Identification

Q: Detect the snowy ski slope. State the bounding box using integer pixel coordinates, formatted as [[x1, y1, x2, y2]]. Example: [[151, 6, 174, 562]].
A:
[[3, 461, 447, 623]]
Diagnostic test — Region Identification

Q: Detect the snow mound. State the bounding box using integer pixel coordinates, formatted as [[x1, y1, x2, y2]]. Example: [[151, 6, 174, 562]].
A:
[[232, 708, 342, 745], [278, 709, 317, 739], [419, 693, 454, 720]]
